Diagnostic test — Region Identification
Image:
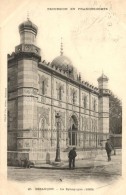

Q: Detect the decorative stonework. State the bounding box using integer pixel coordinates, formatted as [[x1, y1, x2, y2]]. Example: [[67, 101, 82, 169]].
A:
[[82, 93, 88, 109], [56, 82, 64, 91], [32, 130, 38, 138], [23, 139, 30, 148], [24, 88, 32, 95], [59, 111, 65, 128], [67, 112, 79, 129], [38, 74, 48, 95], [18, 88, 38, 96], [15, 44, 41, 56], [38, 95, 46, 104], [90, 118, 97, 131], [56, 81, 64, 100], [66, 84, 69, 102], [81, 116, 89, 130], [32, 139, 38, 148], [58, 101, 62, 107], [33, 89, 38, 95], [38, 107, 50, 128], [70, 88, 77, 104]]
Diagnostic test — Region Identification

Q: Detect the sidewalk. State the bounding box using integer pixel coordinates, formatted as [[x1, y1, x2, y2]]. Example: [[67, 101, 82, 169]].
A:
[[34, 152, 121, 170]]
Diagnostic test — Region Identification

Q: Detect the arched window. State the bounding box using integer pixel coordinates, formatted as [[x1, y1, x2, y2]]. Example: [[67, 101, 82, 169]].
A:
[[58, 86, 62, 100], [73, 91, 76, 104], [42, 80, 45, 95], [84, 95, 87, 108], [93, 98, 97, 111]]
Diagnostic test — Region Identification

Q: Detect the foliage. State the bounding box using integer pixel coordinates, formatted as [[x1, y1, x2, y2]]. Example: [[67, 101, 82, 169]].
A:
[[109, 92, 122, 134]]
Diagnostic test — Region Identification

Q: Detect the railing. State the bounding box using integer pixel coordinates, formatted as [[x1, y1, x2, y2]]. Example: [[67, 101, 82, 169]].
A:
[[15, 128, 109, 151]]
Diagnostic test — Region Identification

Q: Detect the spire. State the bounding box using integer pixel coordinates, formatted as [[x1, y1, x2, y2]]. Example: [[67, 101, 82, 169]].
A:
[[97, 71, 109, 82], [27, 11, 30, 21], [60, 37, 63, 56], [79, 73, 81, 81]]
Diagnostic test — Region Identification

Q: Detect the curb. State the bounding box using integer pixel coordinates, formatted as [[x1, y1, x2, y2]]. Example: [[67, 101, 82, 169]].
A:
[[33, 164, 110, 170]]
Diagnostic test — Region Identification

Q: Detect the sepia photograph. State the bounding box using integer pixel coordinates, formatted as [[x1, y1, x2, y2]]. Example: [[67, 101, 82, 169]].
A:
[[0, 0, 125, 194]]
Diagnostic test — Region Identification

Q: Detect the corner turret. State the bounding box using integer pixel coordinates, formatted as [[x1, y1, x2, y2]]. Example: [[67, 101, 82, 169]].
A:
[[19, 18, 38, 45], [97, 73, 110, 140]]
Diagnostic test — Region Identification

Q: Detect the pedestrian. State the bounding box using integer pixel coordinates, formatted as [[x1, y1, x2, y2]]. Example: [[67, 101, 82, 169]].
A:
[[105, 139, 113, 162], [68, 147, 77, 169]]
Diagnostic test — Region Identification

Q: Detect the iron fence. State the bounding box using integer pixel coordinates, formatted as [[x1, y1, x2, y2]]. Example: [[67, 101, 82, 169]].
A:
[[13, 128, 109, 151]]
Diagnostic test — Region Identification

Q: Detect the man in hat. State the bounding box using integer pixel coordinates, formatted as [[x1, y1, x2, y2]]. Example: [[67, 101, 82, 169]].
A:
[[105, 139, 113, 161], [68, 147, 77, 169]]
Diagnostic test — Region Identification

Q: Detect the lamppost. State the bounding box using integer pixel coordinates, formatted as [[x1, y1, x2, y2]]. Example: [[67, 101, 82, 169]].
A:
[[55, 113, 61, 162]]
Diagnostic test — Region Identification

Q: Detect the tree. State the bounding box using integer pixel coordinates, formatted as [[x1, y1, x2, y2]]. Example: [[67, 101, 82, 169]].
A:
[[109, 92, 122, 134]]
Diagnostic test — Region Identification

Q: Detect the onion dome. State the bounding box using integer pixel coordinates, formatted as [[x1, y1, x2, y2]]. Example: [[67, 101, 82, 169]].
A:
[[51, 55, 73, 71], [51, 37, 73, 71], [19, 18, 38, 34], [97, 73, 109, 82]]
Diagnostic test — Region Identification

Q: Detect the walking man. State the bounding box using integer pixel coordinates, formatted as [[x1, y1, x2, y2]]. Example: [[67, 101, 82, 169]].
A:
[[105, 139, 113, 161], [68, 147, 77, 169]]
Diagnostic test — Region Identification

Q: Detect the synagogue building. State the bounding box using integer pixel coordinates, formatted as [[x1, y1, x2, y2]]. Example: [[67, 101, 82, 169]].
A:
[[7, 18, 110, 164]]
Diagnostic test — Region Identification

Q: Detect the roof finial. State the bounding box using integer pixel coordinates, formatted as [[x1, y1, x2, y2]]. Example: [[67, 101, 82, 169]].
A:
[[27, 11, 30, 20], [60, 37, 63, 56], [102, 68, 104, 76]]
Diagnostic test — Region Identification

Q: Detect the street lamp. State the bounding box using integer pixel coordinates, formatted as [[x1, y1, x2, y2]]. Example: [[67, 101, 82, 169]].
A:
[[55, 113, 61, 162]]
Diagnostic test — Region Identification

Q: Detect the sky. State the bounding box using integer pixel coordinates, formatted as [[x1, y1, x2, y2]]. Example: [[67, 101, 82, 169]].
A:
[[1, 0, 126, 100]]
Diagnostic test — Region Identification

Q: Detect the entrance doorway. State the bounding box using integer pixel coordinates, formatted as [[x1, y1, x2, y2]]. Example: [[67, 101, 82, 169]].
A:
[[68, 115, 78, 146]]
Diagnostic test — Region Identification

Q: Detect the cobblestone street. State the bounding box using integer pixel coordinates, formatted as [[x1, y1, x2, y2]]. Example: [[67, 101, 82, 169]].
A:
[[8, 153, 122, 183]]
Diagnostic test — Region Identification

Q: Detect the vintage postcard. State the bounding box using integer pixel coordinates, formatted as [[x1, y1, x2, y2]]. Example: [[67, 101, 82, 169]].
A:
[[0, 0, 126, 194]]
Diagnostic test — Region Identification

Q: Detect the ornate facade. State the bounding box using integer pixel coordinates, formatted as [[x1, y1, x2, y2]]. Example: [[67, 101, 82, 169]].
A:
[[7, 18, 110, 163]]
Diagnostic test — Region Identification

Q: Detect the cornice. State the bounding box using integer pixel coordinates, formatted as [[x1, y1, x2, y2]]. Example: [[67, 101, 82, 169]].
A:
[[38, 62, 99, 95]]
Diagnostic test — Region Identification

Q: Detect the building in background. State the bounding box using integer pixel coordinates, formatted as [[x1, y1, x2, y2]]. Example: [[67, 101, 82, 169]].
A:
[[7, 18, 110, 164]]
